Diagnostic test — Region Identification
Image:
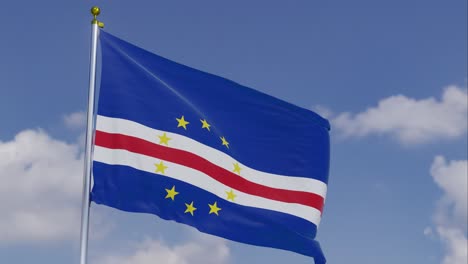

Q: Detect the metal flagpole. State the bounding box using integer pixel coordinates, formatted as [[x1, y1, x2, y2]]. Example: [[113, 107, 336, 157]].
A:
[[79, 6, 103, 264]]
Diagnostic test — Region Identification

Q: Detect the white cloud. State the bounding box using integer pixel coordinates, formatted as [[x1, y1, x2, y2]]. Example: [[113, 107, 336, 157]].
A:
[[96, 235, 230, 264], [437, 227, 467, 264], [0, 129, 83, 242], [312, 105, 334, 119], [423, 227, 434, 238], [431, 156, 468, 226], [63, 111, 86, 130], [333, 85, 467, 144], [430, 156, 467, 264]]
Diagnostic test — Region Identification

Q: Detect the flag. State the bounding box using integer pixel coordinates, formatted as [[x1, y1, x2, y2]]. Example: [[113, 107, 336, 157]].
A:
[[91, 30, 330, 263]]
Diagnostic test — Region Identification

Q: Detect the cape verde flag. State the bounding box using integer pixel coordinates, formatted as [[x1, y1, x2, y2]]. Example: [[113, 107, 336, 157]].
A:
[[91, 31, 330, 263]]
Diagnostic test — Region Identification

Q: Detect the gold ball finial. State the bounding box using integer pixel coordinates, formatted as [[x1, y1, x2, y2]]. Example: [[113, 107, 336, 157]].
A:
[[90, 6, 104, 27], [91, 6, 100, 16]]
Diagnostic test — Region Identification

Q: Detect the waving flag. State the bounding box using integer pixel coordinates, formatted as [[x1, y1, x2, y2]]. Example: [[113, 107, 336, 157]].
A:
[[91, 31, 330, 263]]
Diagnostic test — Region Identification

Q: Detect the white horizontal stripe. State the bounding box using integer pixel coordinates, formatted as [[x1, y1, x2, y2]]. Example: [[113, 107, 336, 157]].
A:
[[95, 115, 327, 199], [93, 146, 322, 225]]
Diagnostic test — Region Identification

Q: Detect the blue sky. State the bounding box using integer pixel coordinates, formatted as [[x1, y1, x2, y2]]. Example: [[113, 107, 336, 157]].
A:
[[0, 1, 466, 264]]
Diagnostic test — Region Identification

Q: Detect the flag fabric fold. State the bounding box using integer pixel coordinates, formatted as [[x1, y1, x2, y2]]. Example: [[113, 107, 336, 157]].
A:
[[91, 30, 330, 263]]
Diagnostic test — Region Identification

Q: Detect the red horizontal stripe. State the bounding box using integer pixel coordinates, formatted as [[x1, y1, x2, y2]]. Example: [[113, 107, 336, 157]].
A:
[[94, 130, 324, 212]]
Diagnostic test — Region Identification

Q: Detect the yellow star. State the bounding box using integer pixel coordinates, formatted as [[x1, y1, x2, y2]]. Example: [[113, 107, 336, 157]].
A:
[[184, 201, 197, 216], [200, 119, 211, 131], [208, 202, 222, 216], [158, 133, 171, 146], [220, 136, 229, 149], [176, 115, 190, 130], [155, 161, 168, 175], [226, 189, 237, 202], [233, 162, 241, 175], [165, 186, 179, 201]]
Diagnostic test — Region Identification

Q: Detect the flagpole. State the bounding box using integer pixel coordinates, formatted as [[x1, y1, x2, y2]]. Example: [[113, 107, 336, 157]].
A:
[[79, 6, 102, 264]]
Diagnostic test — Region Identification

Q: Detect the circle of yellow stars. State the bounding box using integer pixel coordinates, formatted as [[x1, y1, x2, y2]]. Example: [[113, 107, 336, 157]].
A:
[[151, 114, 247, 217]]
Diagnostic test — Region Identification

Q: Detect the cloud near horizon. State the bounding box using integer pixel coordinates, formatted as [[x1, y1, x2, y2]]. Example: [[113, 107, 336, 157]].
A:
[[332, 85, 467, 144], [63, 111, 86, 130], [95, 235, 230, 264], [430, 156, 467, 264], [0, 129, 83, 242]]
